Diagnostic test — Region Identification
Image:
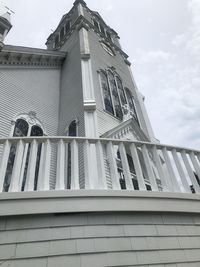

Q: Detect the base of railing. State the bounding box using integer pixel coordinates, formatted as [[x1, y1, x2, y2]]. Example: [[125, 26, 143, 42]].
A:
[[0, 190, 200, 216]]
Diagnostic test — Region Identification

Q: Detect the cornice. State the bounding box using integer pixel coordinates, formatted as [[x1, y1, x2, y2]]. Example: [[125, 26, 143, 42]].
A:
[[0, 45, 67, 67]]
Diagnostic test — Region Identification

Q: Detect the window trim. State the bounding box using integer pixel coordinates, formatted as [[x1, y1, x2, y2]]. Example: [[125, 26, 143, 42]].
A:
[[10, 112, 45, 137]]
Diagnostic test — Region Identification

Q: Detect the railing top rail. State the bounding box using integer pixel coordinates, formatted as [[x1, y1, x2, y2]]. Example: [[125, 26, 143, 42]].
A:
[[0, 136, 199, 154]]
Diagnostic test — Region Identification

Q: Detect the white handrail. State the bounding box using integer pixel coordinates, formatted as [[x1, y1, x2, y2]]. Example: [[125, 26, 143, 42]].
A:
[[0, 136, 199, 194]]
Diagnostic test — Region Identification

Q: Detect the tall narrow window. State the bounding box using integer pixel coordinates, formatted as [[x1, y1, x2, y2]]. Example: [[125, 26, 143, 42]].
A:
[[60, 26, 65, 40], [107, 71, 123, 120], [125, 88, 139, 123], [65, 21, 70, 33], [93, 19, 99, 30], [116, 76, 127, 107], [100, 71, 114, 115], [68, 120, 77, 136]]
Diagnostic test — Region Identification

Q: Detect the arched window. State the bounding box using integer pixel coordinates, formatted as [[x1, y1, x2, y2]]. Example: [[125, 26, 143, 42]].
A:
[[99, 71, 114, 115], [3, 114, 44, 192], [107, 70, 123, 120], [125, 88, 139, 123], [68, 120, 77, 137], [115, 76, 127, 107]]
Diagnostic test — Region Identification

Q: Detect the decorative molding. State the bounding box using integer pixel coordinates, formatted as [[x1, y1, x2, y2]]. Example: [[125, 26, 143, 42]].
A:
[[84, 100, 96, 112], [0, 47, 66, 67], [81, 53, 90, 60]]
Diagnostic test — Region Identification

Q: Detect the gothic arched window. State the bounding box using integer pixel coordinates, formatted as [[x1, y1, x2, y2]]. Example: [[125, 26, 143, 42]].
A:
[[99, 70, 114, 115], [125, 88, 139, 123], [68, 120, 77, 137], [116, 76, 127, 107], [3, 115, 44, 192], [107, 70, 123, 120]]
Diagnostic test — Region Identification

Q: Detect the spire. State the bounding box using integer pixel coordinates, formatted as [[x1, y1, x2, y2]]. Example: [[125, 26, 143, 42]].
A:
[[73, 0, 86, 7]]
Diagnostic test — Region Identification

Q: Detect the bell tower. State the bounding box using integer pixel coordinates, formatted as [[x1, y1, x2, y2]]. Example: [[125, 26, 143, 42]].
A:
[[46, 0, 156, 142], [0, 6, 12, 51]]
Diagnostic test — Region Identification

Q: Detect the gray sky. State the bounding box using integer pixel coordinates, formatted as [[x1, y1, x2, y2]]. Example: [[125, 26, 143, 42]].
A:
[[1, 0, 200, 149]]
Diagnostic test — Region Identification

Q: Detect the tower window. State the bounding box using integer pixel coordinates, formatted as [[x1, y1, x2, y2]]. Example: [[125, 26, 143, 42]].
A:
[[125, 88, 139, 123], [107, 70, 123, 120], [93, 19, 99, 30], [60, 26, 65, 40], [99, 24, 105, 35], [99, 69, 139, 122], [65, 21, 71, 33], [116, 76, 127, 106], [55, 35, 59, 48], [99, 71, 114, 115]]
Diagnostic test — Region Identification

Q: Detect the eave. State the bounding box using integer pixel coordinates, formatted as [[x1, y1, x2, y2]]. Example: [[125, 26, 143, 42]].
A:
[[0, 45, 67, 67]]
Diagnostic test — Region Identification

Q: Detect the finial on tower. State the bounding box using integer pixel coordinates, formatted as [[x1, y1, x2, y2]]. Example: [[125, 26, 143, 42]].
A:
[[0, 3, 13, 51], [73, 0, 86, 7]]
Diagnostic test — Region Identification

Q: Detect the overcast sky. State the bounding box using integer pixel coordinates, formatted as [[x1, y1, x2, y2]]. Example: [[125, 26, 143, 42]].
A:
[[1, 0, 200, 149]]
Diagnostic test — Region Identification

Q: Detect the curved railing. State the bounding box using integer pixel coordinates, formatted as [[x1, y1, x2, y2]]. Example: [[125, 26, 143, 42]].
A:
[[0, 137, 200, 194]]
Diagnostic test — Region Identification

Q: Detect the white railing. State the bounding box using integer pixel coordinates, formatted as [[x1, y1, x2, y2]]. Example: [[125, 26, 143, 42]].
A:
[[0, 137, 200, 194]]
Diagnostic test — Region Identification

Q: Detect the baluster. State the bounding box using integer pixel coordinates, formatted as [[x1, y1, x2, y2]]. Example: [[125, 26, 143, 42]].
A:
[[37, 139, 51, 191], [189, 152, 200, 186], [9, 140, 25, 192], [0, 140, 11, 192], [96, 141, 107, 189], [181, 150, 200, 193], [162, 147, 180, 192], [118, 142, 133, 190], [56, 139, 65, 190], [24, 139, 38, 191], [171, 149, 190, 193], [106, 141, 121, 190], [151, 145, 168, 191], [141, 144, 158, 191], [71, 139, 79, 189], [130, 143, 146, 191], [84, 140, 92, 189]]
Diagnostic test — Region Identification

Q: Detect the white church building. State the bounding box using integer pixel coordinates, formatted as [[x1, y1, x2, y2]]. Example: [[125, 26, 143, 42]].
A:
[[0, 0, 200, 266]]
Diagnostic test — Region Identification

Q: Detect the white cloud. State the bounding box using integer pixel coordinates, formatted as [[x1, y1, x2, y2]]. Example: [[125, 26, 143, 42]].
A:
[[186, 0, 200, 56], [172, 34, 186, 46], [136, 50, 175, 64]]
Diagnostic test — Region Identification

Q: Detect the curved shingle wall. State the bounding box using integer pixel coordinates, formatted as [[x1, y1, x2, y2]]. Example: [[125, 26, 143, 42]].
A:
[[0, 211, 200, 266]]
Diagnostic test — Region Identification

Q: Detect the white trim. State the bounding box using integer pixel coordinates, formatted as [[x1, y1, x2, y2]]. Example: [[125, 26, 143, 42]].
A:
[[10, 112, 46, 137]]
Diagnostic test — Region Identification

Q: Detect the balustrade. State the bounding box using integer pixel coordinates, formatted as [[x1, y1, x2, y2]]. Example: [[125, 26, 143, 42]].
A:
[[0, 137, 199, 194]]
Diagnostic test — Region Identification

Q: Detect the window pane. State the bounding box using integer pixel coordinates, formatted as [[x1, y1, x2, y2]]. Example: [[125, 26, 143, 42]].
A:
[[100, 71, 114, 115], [68, 120, 77, 136], [125, 88, 139, 123], [31, 125, 43, 136], [13, 119, 29, 137], [108, 71, 123, 120], [116, 76, 127, 106]]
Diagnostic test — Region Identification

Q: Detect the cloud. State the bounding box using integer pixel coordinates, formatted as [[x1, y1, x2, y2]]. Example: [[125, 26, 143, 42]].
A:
[[186, 0, 200, 56], [172, 34, 186, 46], [136, 49, 175, 64]]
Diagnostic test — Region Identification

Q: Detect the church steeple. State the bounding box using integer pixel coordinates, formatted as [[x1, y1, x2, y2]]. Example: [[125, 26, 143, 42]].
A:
[[73, 0, 87, 7], [0, 7, 12, 51]]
